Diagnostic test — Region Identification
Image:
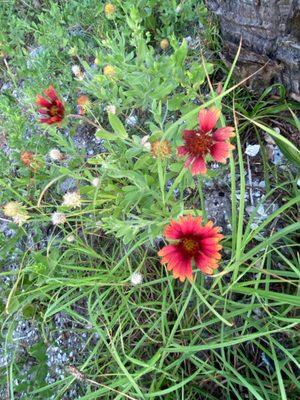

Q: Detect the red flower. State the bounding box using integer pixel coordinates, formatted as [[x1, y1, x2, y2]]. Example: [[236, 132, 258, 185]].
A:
[[158, 215, 223, 282], [36, 86, 65, 125], [177, 108, 235, 175]]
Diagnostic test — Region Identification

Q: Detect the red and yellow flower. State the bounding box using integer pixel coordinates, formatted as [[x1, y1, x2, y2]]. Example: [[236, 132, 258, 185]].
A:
[[158, 215, 223, 282], [36, 86, 65, 125], [177, 108, 235, 175]]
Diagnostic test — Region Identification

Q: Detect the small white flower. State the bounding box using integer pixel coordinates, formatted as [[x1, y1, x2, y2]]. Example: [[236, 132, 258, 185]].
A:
[[71, 65, 81, 76], [106, 105, 116, 114], [66, 234, 75, 242], [71, 65, 84, 80], [13, 213, 29, 226], [141, 135, 151, 151], [62, 191, 82, 208], [175, 5, 182, 13], [91, 177, 100, 187], [297, 178, 300, 188], [51, 212, 67, 226], [245, 144, 260, 157], [130, 272, 143, 286], [49, 148, 64, 161], [126, 115, 138, 127]]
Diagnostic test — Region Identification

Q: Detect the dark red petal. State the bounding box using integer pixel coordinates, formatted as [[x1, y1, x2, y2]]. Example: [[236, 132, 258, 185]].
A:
[[39, 117, 51, 124], [36, 96, 51, 108], [44, 85, 58, 101], [177, 145, 188, 157], [37, 108, 50, 115], [183, 130, 197, 140]]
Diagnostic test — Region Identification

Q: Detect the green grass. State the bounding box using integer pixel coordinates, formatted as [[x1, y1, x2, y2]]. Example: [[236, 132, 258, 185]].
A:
[[0, 1, 299, 399]]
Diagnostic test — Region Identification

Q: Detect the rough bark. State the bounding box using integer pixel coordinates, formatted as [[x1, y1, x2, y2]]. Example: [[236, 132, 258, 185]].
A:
[[207, 0, 300, 100]]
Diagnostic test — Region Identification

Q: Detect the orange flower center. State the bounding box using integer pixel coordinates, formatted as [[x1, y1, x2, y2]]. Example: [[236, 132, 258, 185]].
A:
[[50, 105, 59, 116], [181, 237, 200, 255], [185, 132, 214, 156]]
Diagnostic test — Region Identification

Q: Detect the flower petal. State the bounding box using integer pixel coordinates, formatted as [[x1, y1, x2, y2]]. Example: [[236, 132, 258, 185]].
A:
[[184, 156, 195, 168], [44, 85, 58, 101], [36, 96, 51, 108], [183, 130, 197, 140], [177, 146, 188, 157], [212, 126, 235, 141], [158, 245, 179, 257], [164, 220, 184, 239], [190, 156, 207, 175], [210, 142, 234, 163], [195, 253, 217, 274], [198, 108, 221, 133]]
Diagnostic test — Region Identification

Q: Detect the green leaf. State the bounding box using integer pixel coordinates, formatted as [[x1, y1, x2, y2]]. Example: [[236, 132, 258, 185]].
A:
[[96, 129, 118, 141], [174, 39, 188, 67], [246, 117, 300, 167], [108, 113, 128, 139]]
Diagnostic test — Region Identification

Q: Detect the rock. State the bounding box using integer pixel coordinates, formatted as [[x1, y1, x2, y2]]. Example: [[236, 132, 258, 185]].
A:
[[207, 0, 300, 99], [245, 144, 260, 157]]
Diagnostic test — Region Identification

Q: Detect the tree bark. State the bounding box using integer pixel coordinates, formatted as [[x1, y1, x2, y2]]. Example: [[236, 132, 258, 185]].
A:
[[206, 0, 300, 100]]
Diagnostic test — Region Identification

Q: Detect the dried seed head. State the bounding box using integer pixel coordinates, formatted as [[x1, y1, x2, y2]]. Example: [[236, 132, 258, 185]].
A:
[[151, 140, 172, 159], [160, 39, 169, 50], [3, 201, 23, 217], [20, 151, 34, 167], [66, 366, 86, 381], [49, 148, 64, 161], [3, 202, 29, 225], [77, 95, 90, 115]]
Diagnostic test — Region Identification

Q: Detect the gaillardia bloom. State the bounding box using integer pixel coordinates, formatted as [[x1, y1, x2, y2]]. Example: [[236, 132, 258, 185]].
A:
[[36, 86, 65, 125], [177, 108, 235, 175], [158, 215, 223, 282]]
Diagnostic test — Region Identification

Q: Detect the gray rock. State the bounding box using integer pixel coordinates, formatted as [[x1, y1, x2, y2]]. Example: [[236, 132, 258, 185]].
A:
[[207, 0, 300, 99]]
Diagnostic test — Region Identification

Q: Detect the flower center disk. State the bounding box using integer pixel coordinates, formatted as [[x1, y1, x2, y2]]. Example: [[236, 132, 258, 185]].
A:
[[50, 105, 59, 116], [181, 237, 200, 255], [185, 132, 214, 156]]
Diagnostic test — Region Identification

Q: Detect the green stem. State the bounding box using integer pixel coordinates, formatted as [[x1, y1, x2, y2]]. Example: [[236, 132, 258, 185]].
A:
[[197, 176, 207, 223]]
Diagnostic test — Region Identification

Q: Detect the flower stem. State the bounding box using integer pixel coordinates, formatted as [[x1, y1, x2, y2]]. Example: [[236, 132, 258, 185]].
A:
[[197, 176, 207, 223], [67, 114, 103, 130]]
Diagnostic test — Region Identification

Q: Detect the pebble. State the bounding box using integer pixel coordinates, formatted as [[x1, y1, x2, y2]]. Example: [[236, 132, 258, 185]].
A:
[[245, 144, 260, 157]]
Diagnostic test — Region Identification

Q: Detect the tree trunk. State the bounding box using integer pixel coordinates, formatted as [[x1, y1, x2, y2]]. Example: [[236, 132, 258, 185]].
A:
[[206, 0, 300, 100]]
